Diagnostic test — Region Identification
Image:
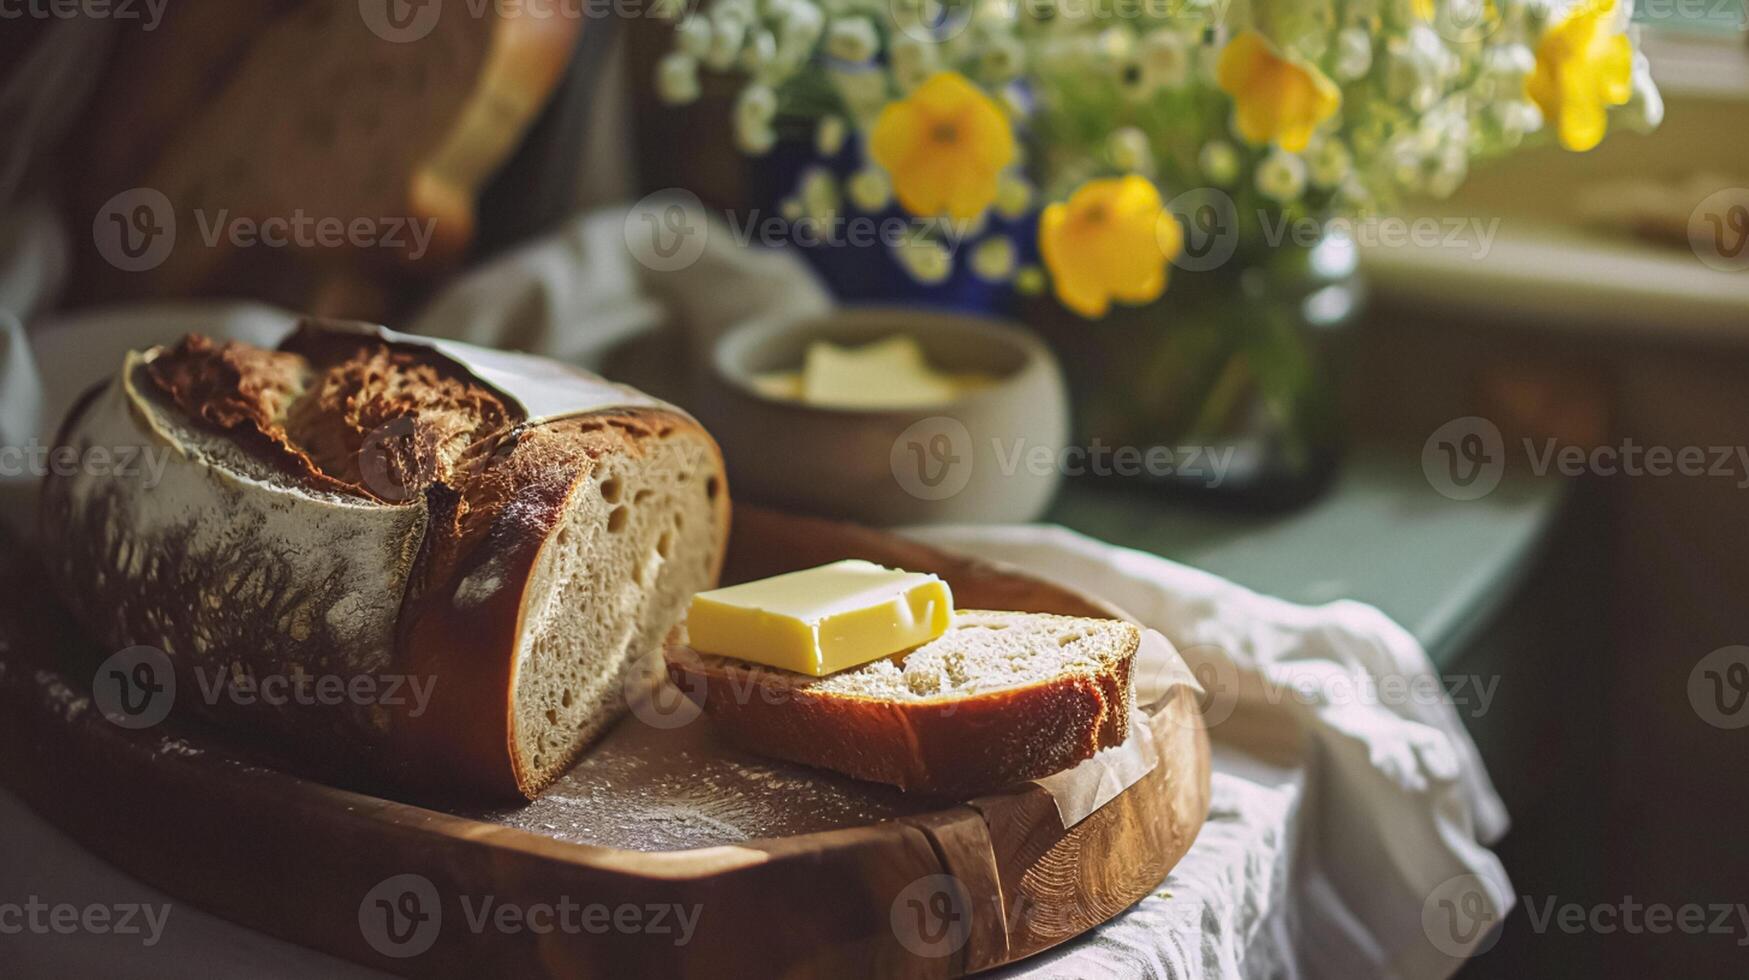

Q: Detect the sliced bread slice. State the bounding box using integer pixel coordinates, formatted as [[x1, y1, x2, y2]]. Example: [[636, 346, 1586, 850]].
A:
[[665, 610, 1139, 796]]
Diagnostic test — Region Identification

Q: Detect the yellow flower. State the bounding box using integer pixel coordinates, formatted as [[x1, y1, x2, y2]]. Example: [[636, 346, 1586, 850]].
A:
[[1527, 0, 1633, 152], [1216, 30, 1341, 153], [870, 71, 1015, 220], [1038, 176, 1182, 319]]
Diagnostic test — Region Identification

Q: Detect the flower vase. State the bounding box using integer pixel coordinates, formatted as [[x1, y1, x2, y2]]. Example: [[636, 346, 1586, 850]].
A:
[[1029, 232, 1361, 509]]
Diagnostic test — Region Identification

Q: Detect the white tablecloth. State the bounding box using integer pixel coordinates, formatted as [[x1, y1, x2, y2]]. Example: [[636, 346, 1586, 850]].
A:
[[0, 202, 1511, 979]]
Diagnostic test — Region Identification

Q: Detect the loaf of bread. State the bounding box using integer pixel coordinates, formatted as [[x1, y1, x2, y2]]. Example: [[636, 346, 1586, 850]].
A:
[[666, 611, 1138, 795], [40, 320, 729, 799]]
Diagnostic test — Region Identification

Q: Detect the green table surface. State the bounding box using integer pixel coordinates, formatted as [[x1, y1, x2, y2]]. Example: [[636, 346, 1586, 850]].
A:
[[1048, 447, 1567, 667]]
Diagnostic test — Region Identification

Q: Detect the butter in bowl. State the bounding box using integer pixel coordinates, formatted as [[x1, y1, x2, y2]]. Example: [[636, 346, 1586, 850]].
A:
[[701, 308, 1069, 525], [748, 335, 997, 409]]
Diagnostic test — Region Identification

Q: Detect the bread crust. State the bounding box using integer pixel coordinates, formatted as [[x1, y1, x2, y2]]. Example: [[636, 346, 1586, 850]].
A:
[[666, 618, 1139, 796], [41, 321, 729, 800]]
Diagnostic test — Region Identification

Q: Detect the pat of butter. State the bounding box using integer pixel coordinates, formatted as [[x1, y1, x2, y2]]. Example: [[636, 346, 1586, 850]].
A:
[[750, 336, 997, 410], [802, 336, 960, 409], [686, 560, 953, 676]]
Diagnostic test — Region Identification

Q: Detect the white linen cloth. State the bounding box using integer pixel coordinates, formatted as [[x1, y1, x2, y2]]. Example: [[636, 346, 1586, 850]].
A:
[[0, 201, 1511, 979]]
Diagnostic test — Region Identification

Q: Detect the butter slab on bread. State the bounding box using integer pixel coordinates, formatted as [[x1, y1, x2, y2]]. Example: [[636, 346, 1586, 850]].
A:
[[666, 610, 1139, 795]]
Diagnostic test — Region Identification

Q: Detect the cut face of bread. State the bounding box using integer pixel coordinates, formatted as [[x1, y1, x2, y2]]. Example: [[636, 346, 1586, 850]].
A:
[[43, 325, 730, 800], [513, 434, 725, 789], [667, 610, 1139, 795]]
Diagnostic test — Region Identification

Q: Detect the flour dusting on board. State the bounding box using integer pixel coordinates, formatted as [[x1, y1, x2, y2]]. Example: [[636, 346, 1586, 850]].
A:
[[470, 719, 941, 851]]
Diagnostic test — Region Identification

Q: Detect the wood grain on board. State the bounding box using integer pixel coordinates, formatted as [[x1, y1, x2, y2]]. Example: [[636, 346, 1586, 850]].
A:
[[0, 507, 1210, 978]]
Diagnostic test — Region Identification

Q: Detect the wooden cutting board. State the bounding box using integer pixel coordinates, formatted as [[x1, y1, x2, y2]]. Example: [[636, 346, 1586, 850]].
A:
[[0, 507, 1209, 978]]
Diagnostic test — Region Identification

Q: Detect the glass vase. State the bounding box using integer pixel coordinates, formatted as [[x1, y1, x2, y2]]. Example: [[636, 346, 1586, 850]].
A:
[[1029, 232, 1362, 509]]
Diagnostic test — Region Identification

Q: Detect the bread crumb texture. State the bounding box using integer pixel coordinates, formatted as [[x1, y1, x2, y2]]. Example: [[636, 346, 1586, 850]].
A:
[[700, 610, 1134, 702]]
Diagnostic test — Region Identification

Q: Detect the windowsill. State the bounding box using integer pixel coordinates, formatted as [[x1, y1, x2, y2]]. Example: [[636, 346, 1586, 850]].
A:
[[1360, 32, 1749, 343], [1642, 30, 1749, 100]]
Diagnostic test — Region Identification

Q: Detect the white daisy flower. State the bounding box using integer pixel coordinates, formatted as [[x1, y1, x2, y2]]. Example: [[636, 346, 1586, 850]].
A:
[[1138, 29, 1189, 90], [799, 167, 839, 222], [847, 167, 893, 211], [971, 237, 1017, 281], [1256, 149, 1307, 202], [706, 14, 747, 71], [1426, 146, 1468, 198], [1198, 140, 1241, 187], [675, 16, 712, 58], [889, 35, 937, 75], [1097, 26, 1136, 62], [740, 29, 777, 73], [656, 53, 701, 105], [1333, 27, 1373, 81], [1108, 127, 1154, 175], [893, 60, 935, 92], [981, 36, 1026, 83], [736, 83, 778, 133], [830, 66, 889, 120], [825, 18, 878, 63], [815, 115, 848, 156], [736, 120, 776, 155], [994, 173, 1033, 218], [1307, 137, 1353, 189], [777, 2, 824, 57], [1480, 43, 1535, 84], [896, 237, 953, 284]]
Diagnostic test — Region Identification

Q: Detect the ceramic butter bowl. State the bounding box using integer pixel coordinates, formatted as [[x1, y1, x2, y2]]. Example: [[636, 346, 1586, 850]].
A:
[[700, 308, 1069, 526]]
